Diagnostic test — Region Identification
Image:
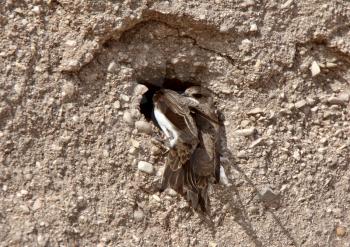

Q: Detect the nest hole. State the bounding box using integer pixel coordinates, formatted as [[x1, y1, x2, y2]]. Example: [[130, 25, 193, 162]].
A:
[[139, 78, 197, 122]]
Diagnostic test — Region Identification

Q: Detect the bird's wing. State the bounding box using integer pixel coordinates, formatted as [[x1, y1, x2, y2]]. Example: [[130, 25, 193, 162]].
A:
[[160, 89, 198, 139], [189, 103, 220, 125], [166, 143, 193, 171]]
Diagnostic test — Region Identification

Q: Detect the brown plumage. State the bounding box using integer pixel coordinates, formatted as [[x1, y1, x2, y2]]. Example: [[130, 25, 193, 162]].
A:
[[153, 87, 220, 212], [184, 86, 221, 211], [153, 89, 199, 171]]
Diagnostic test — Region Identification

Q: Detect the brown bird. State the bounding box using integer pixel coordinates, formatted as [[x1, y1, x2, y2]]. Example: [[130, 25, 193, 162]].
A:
[[153, 87, 221, 212], [153, 89, 199, 197], [183, 86, 221, 211]]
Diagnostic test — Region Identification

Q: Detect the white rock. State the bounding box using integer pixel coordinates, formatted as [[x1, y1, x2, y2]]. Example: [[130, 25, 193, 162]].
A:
[[247, 107, 264, 115], [151, 145, 161, 155], [133, 209, 144, 222], [294, 99, 307, 109], [65, 40, 77, 47], [250, 138, 264, 148], [131, 139, 140, 148], [310, 61, 321, 77], [113, 100, 120, 109], [21, 189, 28, 195], [32, 199, 42, 211], [20, 205, 30, 214], [240, 39, 253, 51], [32, 6, 41, 14], [61, 82, 75, 99], [293, 150, 301, 161], [120, 94, 130, 102], [129, 147, 137, 155], [138, 161, 154, 174], [165, 188, 178, 196], [241, 0, 255, 7], [235, 127, 257, 137], [123, 111, 134, 126], [219, 166, 231, 186], [133, 84, 148, 96], [326, 62, 337, 68], [236, 151, 247, 158], [135, 120, 152, 134], [281, 0, 293, 9], [250, 23, 258, 32], [107, 61, 117, 72], [327, 93, 349, 105]]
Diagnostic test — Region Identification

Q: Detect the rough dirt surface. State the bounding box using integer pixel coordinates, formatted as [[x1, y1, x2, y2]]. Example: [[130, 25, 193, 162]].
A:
[[1, 0, 350, 246]]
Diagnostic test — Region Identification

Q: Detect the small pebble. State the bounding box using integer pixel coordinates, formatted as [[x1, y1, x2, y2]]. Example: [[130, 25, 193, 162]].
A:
[[241, 0, 255, 7], [208, 242, 218, 247], [326, 62, 337, 68], [247, 107, 264, 115], [295, 99, 307, 109], [310, 61, 321, 77], [133, 209, 144, 222], [32, 199, 42, 211], [239, 39, 253, 51], [107, 61, 117, 72], [37, 234, 48, 246], [165, 188, 177, 197], [113, 100, 120, 109], [293, 150, 301, 161], [151, 145, 161, 155], [260, 186, 280, 204], [61, 82, 75, 99], [133, 84, 148, 96], [129, 147, 137, 155], [123, 111, 134, 126], [250, 138, 264, 148], [32, 6, 41, 14], [240, 120, 250, 127], [219, 166, 231, 186], [236, 150, 247, 158], [327, 93, 349, 105], [281, 0, 293, 8], [65, 40, 77, 47], [20, 205, 30, 214], [250, 23, 258, 32], [135, 120, 152, 134], [235, 127, 257, 137], [138, 161, 154, 174], [120, 94, 130, 102], [335, 226, 346, 237], [152, 194, 161, 202], [21, 189, 28, 196], [131, 139, 140, 148]]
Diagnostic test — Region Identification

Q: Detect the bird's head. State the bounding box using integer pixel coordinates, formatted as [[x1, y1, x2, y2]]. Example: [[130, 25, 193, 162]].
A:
[[184, 86, 213, 104]]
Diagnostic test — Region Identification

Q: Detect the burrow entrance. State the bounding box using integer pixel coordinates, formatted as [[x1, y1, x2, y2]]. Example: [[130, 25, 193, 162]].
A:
[[138, 78, 197, 122]]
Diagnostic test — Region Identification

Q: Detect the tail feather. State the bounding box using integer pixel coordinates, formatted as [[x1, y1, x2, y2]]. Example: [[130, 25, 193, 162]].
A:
[[160, 161, 210, 212], [160, 164, 185, 195]]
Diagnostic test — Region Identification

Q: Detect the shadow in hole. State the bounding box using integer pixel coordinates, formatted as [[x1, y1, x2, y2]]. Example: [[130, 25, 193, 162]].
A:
[[138, 78, 197, 123], [217, 112, 298, 247]]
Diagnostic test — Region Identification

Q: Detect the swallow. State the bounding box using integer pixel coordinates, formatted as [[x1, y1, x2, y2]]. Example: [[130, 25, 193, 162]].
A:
[[183, 86, 221, 211], [153, 89, 199, 177], [153, 87, 221, 212]]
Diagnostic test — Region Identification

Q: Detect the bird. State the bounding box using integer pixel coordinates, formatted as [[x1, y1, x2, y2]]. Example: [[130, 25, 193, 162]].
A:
[[183, 86, 221, 211], [153, 89, 198, 187], [153, 86, 221, 212]]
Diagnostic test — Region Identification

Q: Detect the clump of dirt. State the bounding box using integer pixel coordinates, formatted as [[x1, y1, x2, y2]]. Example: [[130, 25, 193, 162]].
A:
[[1, 0, 350, 246]]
